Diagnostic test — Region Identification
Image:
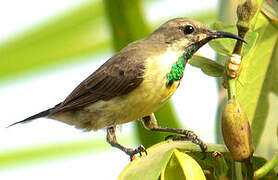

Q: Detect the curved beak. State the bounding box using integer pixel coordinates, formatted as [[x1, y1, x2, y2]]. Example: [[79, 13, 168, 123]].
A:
[[184, 29, 247, 56], [209, 30, 247, 43]]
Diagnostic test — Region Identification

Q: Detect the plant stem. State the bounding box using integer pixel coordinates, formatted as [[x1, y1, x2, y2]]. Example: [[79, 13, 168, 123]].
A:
[[244, 157, 254, 180], [235, 162, 243, 180], [226, 20, 247, 100], [254, 151, 278, 179], [227, 77, 237, 99]]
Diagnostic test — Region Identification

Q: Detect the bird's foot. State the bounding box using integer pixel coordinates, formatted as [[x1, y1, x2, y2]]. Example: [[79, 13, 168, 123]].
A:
[[125, 145, 147, 161], [165, 130, 207, 159]]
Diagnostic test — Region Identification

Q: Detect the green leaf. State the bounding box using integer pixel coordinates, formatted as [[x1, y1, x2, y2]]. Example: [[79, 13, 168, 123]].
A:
[[119, 141, 227, 180], [119, 140, 276, 180], [162, 149, 206, 180], [209, 21, 259, 56], [189, 151, 277, 180], [270, 41, 278, 95], [255, 93, 278, 159], [162, 152, 187, 180], [236, 13, 278, 147], [170, 150, 206, 180], [118, 142, 174, 180], [252, 41, 278, 154], [189, 54, 224, 77]]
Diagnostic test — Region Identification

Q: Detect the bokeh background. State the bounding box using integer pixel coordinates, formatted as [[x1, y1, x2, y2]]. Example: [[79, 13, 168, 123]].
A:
[[0, 0, 269, 179]]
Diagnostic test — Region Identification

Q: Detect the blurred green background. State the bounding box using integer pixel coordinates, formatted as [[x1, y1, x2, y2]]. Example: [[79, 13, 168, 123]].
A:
[[0, 0, 277, 179]]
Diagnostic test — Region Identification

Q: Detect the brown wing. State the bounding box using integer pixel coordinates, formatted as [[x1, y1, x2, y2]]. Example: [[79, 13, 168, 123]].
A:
[[51, 49, 145, 114]]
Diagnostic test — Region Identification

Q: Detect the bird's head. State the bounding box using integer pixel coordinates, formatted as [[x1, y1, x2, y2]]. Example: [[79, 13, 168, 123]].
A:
[[149, 18, 245, 55]]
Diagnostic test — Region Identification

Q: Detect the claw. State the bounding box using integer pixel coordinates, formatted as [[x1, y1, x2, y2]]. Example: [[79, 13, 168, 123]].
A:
[[128, 145, 147, 161], [138, 145, 148, 156]]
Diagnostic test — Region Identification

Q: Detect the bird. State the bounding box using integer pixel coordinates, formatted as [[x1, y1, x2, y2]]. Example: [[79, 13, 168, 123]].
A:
[[9, 18, 245, 160]]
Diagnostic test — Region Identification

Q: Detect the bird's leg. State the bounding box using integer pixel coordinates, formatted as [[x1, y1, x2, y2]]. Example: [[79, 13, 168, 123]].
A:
[[141, 113, 207, 153], [106, 126, 147, 161]]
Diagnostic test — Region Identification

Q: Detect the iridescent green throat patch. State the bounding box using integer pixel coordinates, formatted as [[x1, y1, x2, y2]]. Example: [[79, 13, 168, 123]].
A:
[[166, 48, 194, 87]]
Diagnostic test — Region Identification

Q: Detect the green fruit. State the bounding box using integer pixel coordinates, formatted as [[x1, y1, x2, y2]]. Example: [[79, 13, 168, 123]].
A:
[[221, 97, 254, 161]]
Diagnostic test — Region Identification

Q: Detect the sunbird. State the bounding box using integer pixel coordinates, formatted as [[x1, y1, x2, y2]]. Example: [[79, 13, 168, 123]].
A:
[[10, 18, 245, 160]]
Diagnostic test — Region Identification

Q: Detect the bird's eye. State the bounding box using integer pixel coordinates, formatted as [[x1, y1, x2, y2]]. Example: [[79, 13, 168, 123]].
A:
[[183, 25, 194, 35]]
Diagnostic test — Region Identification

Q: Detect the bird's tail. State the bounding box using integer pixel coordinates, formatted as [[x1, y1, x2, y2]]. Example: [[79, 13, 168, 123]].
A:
[[7, 108, 54, 127]]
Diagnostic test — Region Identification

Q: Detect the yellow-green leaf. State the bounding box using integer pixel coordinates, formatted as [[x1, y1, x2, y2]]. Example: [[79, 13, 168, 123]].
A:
[[118, 142, 174, 180], [118, 141, 227, 180], [163, 149, 206, 180], [162, 152, 187, 180], [236, 13, 278, 147], [270, 41, 278, 95], [189, 54, 224, 77]]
